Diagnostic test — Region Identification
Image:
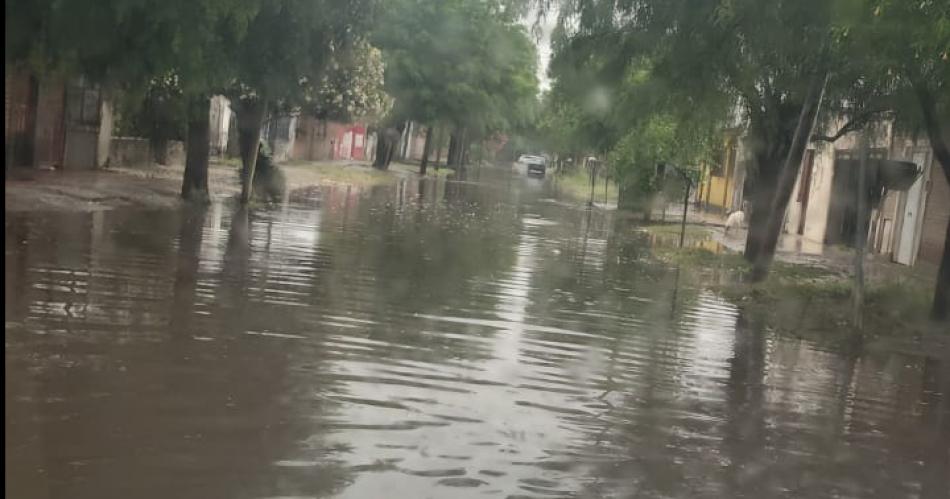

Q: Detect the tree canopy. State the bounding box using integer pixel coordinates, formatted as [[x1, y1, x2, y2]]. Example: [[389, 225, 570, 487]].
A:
[[373, 0, 539, 136]]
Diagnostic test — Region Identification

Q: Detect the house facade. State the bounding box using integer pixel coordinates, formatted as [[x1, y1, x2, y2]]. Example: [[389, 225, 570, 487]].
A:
[[291, 117, 369, 162], [783, 119, 948, 267], [693, 112, 947, 269], [696, 128, 747, 215], [5, 69, 112, 171]]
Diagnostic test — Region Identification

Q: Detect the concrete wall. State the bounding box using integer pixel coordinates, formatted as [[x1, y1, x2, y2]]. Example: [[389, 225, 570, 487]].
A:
[[209, 95, 231, 156], [107, 137, 185, 168], [96, 94, 113, 168], [109, 137, 151, 167], [166, 141, 185, 166]]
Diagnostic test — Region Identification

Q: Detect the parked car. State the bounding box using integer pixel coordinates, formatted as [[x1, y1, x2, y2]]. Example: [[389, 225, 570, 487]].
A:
[[518, 154, 547, 176]]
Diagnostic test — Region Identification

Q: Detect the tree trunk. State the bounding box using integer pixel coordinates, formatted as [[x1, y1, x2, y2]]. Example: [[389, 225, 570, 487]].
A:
[[749, 69, 828, 280], [373, 126, 400, 170], [932, 217, 950, 321], [911, 81, 950, 322], [181, 95, 211, 202], [373, 130, 390, 169], [743, 163, 781, 264], [434, 125, 443, 169], [913, 82, 950, 187], [852, 130, 870, 328], [447, 128, 460, 167], [460, 128, 470, 166], [420, 125, 433, 175], [236, 99, 267, 204]]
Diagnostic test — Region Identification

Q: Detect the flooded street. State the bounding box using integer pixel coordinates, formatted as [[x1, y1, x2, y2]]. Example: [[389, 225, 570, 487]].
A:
[[5, 166, 949, 499]]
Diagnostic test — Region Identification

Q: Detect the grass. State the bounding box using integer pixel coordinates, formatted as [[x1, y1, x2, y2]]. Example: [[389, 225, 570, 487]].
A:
[[553, 169, 619, 204], [280, 161, 398, 188], [389, 161, 455, 178], [212, 157, 242, 168], [656, 246, 941, 343], [641, 223, 714, 238]]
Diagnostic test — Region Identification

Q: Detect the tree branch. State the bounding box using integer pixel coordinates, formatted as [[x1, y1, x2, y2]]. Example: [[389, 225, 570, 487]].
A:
[[810, 110, 885, 143]]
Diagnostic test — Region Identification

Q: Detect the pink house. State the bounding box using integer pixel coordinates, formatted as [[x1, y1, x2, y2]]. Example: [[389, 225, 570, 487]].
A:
[[293, 117, 368, 162]]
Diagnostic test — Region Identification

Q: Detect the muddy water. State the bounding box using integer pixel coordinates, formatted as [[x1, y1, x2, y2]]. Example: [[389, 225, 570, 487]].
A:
[[5, 167, 949, 499]]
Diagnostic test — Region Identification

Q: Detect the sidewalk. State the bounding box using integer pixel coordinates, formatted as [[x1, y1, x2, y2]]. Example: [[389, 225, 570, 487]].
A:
[[5, 159, 414, 213], [661, 202, 939, 282]]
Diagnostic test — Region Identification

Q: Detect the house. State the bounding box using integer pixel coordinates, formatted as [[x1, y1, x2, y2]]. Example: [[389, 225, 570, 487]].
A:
[[291, 116, 369, 162], [783, 119, 949, 267], [5, 69, 112, 171], [696, 128, 747, 215]]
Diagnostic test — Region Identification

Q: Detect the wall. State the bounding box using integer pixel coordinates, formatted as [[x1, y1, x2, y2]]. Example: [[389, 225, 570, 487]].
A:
[[698, 132, 743, 214], [918, 161, 949, 265], [166, 141, 185, 166], [800, 141, 836, 244], [108, 137, 151, 167], [63, 130, 98, 169], [408, 127, 427, 161], [108, 137, 184, 168], [63, 78, 101, 170], [265, 115, 297, 162], [32, 78, 66, 168], [291, 118, 368, 162], [293, 117, 340, 161], [209, 96, 231, 156]]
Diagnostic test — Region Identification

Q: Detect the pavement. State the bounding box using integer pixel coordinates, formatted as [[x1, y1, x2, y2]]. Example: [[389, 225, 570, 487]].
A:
[[659, 201, 940, 281]]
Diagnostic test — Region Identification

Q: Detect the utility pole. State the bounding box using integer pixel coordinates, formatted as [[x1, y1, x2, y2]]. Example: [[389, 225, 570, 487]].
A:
[[680, 180, 691, 249], [853, 129, 870, 329], [588, 158, 597, 207], [657, 162, 693, 248]]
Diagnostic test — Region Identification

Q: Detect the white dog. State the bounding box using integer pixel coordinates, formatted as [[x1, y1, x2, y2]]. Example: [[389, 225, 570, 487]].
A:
[[724, 210, 746, 235]]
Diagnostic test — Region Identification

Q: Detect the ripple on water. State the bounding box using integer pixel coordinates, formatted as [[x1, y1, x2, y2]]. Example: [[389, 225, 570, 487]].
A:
[[4, 176, 946, 499]]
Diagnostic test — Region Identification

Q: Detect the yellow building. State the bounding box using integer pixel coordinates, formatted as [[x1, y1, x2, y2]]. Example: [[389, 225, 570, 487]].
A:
[[697, 130, 744, 215]]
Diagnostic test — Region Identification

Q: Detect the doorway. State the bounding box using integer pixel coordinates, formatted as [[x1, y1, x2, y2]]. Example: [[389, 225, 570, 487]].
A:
[[895, 150, 930, 265]]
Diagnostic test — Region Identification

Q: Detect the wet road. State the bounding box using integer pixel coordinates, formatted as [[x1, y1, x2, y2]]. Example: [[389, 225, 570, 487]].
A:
[[5, 166, 950, 498]]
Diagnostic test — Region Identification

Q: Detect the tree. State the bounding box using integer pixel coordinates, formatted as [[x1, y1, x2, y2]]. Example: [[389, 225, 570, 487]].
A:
[[218, 0, 376, 202], [372, 0, 538, 171], [305, 39, 389, 124], [6, 0, 261, 201], [835, 0, 950, 320], [546, 0, 839, 279], [609, 114, 714, 217]]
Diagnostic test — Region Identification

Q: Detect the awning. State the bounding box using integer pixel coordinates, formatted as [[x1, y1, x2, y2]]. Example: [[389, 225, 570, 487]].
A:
[[876, 160, 921, 190], [835, 159, 922, 191]]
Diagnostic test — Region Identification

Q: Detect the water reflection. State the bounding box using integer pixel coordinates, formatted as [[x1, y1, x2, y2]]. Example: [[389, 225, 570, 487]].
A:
[[5, 166, 948, 498]]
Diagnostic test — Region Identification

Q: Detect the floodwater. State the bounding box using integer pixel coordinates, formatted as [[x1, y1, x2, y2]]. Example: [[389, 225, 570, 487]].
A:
[[5, 166, 949, 499]]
